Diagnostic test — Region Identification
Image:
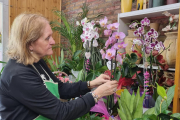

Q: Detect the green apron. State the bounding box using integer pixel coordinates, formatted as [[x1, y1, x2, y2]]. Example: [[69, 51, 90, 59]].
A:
[[32, 65, 60, 120]]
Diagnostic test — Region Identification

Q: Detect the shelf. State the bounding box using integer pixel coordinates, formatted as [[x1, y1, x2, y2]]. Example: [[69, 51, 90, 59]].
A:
[[137, 64, 175, 71], [118, 3, 180, 35], [118, 3, 180, 20]]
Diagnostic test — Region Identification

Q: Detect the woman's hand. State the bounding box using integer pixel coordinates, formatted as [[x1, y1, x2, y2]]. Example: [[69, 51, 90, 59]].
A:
[[89, 74, 111, 89], [93, 80, 118, 99]]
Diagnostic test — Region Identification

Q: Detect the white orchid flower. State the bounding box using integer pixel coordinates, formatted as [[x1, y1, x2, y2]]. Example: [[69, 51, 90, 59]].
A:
[[76, 21, 80, 26], [106, 61, 115, 70], [85, 52, 91, 59], [93, 39, 98, 47], [81, 17, 88, 26]]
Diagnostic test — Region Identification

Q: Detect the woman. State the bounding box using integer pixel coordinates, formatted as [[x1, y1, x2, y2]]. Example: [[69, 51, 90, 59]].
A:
[[0, 13, 118, 120]]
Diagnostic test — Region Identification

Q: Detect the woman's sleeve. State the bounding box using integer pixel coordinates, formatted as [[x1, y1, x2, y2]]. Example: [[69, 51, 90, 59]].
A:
[[40, 59, 91, 99], [9, 73, 95, 120]]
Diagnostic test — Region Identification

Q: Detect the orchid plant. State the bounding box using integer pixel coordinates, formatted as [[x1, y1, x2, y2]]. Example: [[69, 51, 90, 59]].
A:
[[162, 11, 179, 32], [129, 17, 171, 108], [98, 16, 127, 115]]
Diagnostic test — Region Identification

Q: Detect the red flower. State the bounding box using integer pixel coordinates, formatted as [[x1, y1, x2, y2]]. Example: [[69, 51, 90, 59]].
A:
[[156, 55, 163, 61], [131, 71, 141, 79], [158, 76, 166, 86], [159, 59, 165, 64], [160, 64, 169, 71], [117, 76, 133, 89], [165, 78, 174, 87], [104, 70, 114, 78], [152, 50, 159, 56], [133, 50, 142, 58]]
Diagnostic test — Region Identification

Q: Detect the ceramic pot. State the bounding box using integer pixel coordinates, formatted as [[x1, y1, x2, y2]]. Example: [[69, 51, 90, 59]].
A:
[[150, 23, 159, 31], [166, 0, 178, 4], [121, 0, 132, 13], [136, 0, 144, 10], [124, 30, 142, 64], [153, 0, 163, 7], [161, 32, 177, 68]]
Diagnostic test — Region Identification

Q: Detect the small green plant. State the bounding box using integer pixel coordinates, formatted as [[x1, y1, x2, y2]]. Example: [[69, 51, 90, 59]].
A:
[[135, 85, 180, 120], [44, 49, 71, 74], [117, 88, 145, 120]]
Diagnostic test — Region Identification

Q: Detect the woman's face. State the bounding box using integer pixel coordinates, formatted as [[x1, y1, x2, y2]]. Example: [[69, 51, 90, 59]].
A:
[[29, 21, 55, 58]]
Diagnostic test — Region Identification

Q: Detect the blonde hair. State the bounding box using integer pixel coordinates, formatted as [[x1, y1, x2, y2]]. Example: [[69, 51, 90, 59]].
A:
[[7, 13, 49, 65]]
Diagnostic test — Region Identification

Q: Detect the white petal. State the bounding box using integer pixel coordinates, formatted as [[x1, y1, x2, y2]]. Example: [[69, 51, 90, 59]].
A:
[[106, 61, 115, 70], [85, 52, 91, 59], [93, 39, 98, 47]]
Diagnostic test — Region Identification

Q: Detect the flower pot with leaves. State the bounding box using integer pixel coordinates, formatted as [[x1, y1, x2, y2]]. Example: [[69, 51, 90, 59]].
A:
[[161, 11, 179, 68]]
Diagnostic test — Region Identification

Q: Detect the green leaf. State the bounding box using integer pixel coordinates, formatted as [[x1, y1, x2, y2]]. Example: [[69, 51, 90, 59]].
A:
[[133, 91, 145, 119], [76, 69, 84, 81], [133, 87, 140, 116], [156, 82, 167, 100], [162, 110, 172, 115], [155, 85, 175, 115], [141, 114, 158, 120], [60, 49, 64, 64], [144, 107, 156, 115], [73, 50, 82, 59], [130, 66, 138, 77], [123, 89, 132, 111], [76, 59, 84, 71], [158, 113, 170, 120], [130, 91, 135, 114], [123, 63, 129, 77], [118, 108, 127, 120], [95, 61, 102, 69], [130, 53, 138, 63], [96, 66, 108, 72], [120, 95, 132, 120], [126, 54, 131, 59], [114, 71, 121, 81], [171, 113, 180, 119], [86, 72, 96, 81]]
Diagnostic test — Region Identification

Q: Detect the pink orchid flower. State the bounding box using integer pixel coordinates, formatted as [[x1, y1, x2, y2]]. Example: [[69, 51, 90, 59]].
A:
[[104, 29, 112, 36], [116, 54, 123, 64], [99, 16, 108, 28], [113, 42, 127, 50], [141, 17, 150, 26], [100, 49, 106, 59], [112, 32, 126, 40], [105, 48, 116, 60], [107, 23, 119, 30], [144, 71, 150, 80], [105, 37, 116, 48]]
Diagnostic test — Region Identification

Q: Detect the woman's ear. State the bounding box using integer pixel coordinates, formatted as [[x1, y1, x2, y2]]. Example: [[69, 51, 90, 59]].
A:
[[29, 44, 33, 51]]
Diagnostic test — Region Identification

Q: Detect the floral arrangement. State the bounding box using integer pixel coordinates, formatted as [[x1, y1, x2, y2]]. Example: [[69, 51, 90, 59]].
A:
[[162, 11, 179, 31], [129, 17, 170, 108]]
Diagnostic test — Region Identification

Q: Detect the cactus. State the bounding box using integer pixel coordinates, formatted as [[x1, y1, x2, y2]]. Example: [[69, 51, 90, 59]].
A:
[[117, 88, 145, 120]]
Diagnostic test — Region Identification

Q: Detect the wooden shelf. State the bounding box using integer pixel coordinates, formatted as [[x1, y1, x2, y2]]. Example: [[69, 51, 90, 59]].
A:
[[137, 64, 175, 71], [118, 3, 180, 35]]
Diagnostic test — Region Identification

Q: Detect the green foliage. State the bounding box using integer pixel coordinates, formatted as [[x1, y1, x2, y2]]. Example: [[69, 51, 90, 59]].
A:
[[75, 113, 103, 120], [138, 85, 180, 120], [117, 88, 145, 120], [65, 50, 84, 71], [0, 61, 6, 77], [44, 49, 70, 74], [86, 61, 108, 81], [121, 53, 143, 85]]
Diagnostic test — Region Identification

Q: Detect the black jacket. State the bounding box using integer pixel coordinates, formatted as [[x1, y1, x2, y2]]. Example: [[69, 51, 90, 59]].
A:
[[0, 59, 95, 120]]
